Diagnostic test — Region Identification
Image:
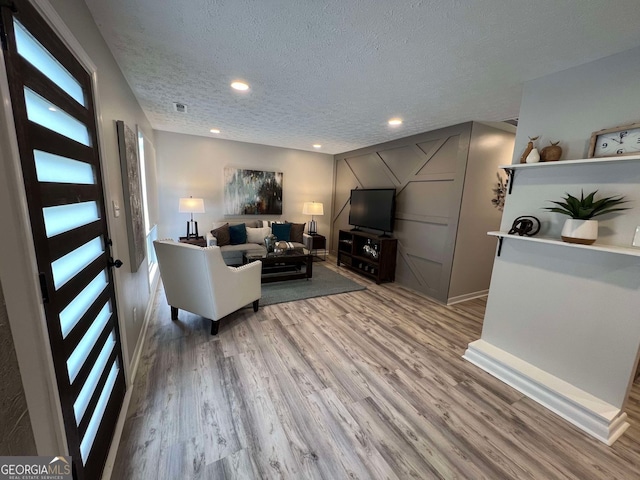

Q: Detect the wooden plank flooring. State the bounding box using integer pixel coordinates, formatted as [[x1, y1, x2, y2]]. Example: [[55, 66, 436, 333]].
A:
[[113, 258, 640, 479]]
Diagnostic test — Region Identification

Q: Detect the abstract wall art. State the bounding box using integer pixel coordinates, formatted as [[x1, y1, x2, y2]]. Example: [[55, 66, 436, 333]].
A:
[[116, 120, 145, 272], [224, 167, 283, 215]]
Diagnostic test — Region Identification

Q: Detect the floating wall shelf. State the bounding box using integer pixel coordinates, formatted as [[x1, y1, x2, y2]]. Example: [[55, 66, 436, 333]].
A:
[[488, 231, 640, 258], [501, 154, 640, 193]]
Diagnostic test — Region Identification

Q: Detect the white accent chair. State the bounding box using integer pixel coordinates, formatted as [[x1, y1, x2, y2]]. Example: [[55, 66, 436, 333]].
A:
[[153, 240, 262, 335]]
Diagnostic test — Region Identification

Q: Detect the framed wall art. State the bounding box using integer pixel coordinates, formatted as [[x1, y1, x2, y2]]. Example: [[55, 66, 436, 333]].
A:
[[224, 167, 283, 215], [116, 120, 145, 272]]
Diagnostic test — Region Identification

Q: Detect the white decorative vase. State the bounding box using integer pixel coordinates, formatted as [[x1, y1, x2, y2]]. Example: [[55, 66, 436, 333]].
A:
[[525, 148, 540, 163], [561, 219, 598, 245]]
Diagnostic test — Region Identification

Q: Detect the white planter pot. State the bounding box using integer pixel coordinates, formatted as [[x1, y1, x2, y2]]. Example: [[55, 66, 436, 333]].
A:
[[561, 219, 598, 245]]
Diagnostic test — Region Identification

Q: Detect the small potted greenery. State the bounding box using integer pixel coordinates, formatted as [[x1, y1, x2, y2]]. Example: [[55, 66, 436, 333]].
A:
[[544, 190, 629, 244]]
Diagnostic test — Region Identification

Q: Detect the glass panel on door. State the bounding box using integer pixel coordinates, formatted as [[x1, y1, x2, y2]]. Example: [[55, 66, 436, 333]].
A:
[[50, 236, 104, 288], [24, 87, 91, 145], [13, 19, 86, 106], [42, 201, 99, 237], [80, 360, 119, 462], [34, 150, 95, 184], [73, 331, 116, 423], [66, 301, 112, 383], [59, 270, 108, 337]]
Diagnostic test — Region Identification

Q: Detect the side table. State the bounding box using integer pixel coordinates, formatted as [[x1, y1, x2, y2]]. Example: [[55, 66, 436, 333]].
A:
[[179, 236, 206, 247], [303, 233, 326, 261]]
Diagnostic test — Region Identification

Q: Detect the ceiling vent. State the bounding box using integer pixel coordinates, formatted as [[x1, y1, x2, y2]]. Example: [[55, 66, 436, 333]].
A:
[[173, 102, 188, 113], [504, 118, 518, 126]]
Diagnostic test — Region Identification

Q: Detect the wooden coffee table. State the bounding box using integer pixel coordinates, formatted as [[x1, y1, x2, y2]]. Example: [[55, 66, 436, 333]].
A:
[[243, 248, 313, 283]]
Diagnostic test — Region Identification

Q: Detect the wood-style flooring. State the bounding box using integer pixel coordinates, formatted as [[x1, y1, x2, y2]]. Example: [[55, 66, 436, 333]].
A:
[[112, 258, 640, 479]]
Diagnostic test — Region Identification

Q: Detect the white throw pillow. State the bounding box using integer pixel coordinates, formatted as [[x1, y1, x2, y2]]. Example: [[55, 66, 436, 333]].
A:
[[246, 226, 271, 244]]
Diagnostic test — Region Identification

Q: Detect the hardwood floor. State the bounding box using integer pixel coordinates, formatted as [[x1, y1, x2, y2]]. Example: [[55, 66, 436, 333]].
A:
[[112, 258, 640, 479]]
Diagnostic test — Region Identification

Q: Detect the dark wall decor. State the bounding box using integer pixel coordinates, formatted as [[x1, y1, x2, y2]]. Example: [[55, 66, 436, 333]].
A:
[[117, 120, 145, 272], [224, 167, 283, 215], [508, 216, 541, 236], [492, 171, 508, 211]]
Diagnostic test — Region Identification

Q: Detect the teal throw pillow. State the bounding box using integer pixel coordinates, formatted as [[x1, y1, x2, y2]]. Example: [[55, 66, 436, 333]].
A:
[[271, 222, 291, 242], [229, 223, 247, 245]]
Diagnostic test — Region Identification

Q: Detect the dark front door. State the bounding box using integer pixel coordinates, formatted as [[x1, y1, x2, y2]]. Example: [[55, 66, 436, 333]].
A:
[[0, 1, 126, 478]]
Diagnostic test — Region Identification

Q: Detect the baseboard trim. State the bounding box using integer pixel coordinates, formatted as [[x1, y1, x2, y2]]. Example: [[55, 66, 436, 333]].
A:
[[99, 388, 132, 480], [101, 277, 159, 480], [447, 289, 488, 305], [128, 273, 159, 385], [463, 339, 629, 445]]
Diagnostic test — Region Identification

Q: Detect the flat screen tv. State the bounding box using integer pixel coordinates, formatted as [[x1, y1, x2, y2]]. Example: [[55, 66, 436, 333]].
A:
[[348, 188, 396, 234]]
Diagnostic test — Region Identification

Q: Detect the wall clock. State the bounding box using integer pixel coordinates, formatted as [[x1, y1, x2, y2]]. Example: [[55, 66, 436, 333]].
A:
[[588, 122, 640, 158]]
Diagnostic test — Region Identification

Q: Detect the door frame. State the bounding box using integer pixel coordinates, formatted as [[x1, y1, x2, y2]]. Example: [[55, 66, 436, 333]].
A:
[[0, 0, 131, 456]]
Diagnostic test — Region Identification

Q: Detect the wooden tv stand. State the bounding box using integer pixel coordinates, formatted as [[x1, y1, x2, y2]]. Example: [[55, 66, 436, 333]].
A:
[[337, 230, 397, 284]]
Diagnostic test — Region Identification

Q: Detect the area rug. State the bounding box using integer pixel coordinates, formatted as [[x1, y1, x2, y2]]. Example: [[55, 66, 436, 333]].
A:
[[259, 264, 365, 306]]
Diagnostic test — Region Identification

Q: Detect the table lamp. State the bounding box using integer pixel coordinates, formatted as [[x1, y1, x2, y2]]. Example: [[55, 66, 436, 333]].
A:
[[302, 201, 324, 234], [179, 196, 205, 238]]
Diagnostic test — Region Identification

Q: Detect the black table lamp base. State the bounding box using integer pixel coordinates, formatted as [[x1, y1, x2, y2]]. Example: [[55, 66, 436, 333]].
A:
[[308, 219, 317, 235], [186, 219, 199, 239]]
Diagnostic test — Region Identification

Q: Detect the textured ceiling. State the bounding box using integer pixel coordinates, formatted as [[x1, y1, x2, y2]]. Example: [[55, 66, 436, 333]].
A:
[[84, 0, 640, 154]]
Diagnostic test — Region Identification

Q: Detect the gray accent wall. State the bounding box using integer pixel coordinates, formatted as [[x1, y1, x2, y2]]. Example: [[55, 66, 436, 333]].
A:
[[0, 280, 36, 456], [333, 122, 514, 303]]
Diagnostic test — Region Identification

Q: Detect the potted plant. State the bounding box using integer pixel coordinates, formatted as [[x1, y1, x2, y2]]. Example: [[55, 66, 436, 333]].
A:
[[544, 190, 629, 245]]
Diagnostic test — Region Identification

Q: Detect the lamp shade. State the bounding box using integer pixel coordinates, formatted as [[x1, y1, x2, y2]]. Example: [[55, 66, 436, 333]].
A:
[[178, 197, 205, 213], [302, 202, 324, 216]]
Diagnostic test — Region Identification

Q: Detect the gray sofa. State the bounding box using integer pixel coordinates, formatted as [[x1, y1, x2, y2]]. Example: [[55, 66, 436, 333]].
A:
[[206, 220, 307, 265]]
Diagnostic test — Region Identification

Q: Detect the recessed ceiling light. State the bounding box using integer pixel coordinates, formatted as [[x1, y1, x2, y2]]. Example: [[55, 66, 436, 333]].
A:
[[388, 118, 403, 126], [210, 128, 220, 134], [48, 107, 57, 112], [313, 144, 322, 149], [231, 81, 249, 91]]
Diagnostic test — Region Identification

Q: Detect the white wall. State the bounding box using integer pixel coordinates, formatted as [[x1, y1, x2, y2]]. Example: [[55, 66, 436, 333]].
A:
[[507, 45, 640, 246], [155, 132, 334, 240], [513, 46, 640, 163], [475, 46, 640, 412]]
